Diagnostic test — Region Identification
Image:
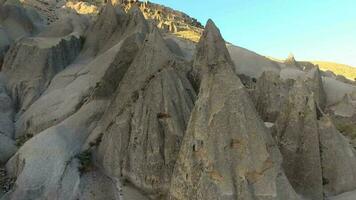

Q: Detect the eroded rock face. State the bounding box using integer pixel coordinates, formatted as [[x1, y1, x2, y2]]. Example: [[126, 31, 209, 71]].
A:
[[1, 1, 356, 200], [14, 32, 143, 138], [0, 2, 43, 69], [274, 79, 324, 200], [95, 26, 196, 198], [0, 74, 16, 164], [5, 100, 108, 200], [1, 4, 148, 199], [2, 31, 82, 115], [168, 20, 300, 200], [82, 3, 148, 58], [319, 116, 356, 197], [306, 67, 327, 110], [252, 71, 293, 122]]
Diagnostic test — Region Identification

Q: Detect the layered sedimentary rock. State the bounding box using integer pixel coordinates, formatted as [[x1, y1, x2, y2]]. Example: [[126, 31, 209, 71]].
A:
[[169, 20, 300, 200]]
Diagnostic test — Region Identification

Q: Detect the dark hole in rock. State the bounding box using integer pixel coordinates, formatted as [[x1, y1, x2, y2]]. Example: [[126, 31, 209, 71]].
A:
[[157, 112, 171, 119]]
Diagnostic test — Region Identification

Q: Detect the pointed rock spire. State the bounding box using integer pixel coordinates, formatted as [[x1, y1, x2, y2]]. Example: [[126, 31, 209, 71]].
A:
[[319, 116, 356, 196], [274, 79, 324, 200], [306, 67, 327, 110], [284, 53, 301, 69], [81, 1, 119, 57], [93, 20, 196, 198], [169, 20, 300, 200], [191, 19, 234, 88]]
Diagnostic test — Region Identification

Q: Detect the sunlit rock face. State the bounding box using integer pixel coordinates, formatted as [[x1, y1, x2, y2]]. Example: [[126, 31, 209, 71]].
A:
[[168, 20, 301, 200], [0, 1, 356, 200]]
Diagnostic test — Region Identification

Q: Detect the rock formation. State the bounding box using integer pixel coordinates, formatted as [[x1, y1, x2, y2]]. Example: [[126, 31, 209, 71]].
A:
[[94, 25, 196, 198], [169, 20, 300, 200], [0, 1, 356, 200], [274, 79, 324, 200], [319, 116, 356, 197]]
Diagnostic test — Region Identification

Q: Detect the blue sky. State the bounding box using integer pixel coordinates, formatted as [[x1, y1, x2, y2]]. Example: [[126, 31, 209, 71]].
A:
[[150, 0, 356, 66]]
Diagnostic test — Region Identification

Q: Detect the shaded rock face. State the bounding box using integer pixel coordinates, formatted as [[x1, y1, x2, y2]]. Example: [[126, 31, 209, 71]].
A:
[[319, 117, 356, 197], [95, 26, 196, 198], [0, 74, 16, 164], [252, 67, 326, 122], [0, 2, 43, 69], [259, 65, 356, 200], [1, 3, 148, 199], [1, 2, 356, 200], [252, 71, 293, 122], [82, 3, 148, 58], [274, 79, 324, 200], [168, 20, 300, 200], [2, 34, 82, 115], [306, 67, 327, 110], [14, 32, 143, 138]]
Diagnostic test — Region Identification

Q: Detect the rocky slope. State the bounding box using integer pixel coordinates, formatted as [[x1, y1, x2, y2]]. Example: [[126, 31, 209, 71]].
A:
[[1, 1, 356, 200]]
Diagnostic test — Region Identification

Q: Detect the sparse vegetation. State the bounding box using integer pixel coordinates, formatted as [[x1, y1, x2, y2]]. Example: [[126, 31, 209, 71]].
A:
[[89, 133, 104, 147], [0, 167, 15, 194], [15, 133, 33, 147], [174, 30, 202, 43], [312, 61, 356, 80], [76, 150, 93, 174]]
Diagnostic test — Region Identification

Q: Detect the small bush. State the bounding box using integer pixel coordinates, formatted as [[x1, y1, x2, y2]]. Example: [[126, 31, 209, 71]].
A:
[[89, 133, 103, 147], [76, 150, 93, 174], [16, 133, 33, 147]]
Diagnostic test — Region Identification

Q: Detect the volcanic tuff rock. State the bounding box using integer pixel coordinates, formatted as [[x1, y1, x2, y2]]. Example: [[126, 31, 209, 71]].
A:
[[0, 74, 16, 164], [94, 24, 196, 198], [274, 79, 324, 200], [168, 20, 300, 200], [0, 1, 43, 68], [2, 5, 147, 200], [1, 1, 356, 200], [318, 116, 356, 197], [252, 71, 293, 122], [2, 19, 83, 115]]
